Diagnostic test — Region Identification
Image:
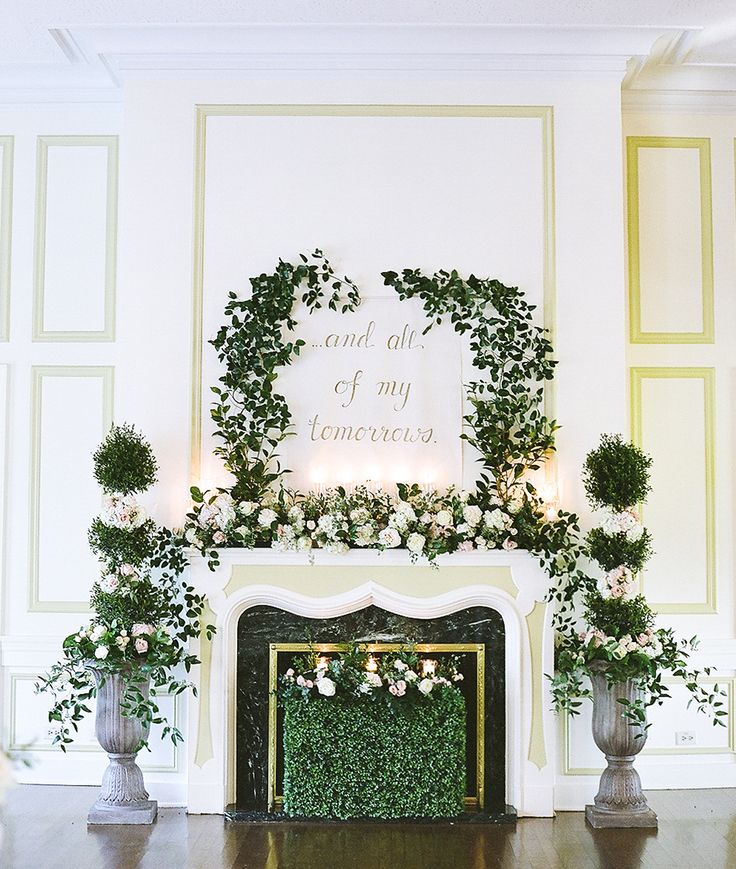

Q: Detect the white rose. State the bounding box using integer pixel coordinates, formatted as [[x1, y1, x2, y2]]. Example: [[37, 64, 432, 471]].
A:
[[394, 659, 408, 671], [94, 645, 109, 660], [316, 677, 336, 697], [297, 535, 313, 551], [435, 509, 453, 527], [239, 501, 258, 516], [419, 512, 432, 525], [365, 672, 382, 688], [463, 505, 483, 527], [90, 624, 106, 642], [404, 670, 418, 682], [378, 527, 401, 548], [418, 678, 434, 695], [258, 508, 278, 527], [406, 532, 425, 554]]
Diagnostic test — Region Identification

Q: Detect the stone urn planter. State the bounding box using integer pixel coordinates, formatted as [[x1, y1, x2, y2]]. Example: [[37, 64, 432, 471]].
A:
[[86, 668, 157, 825], [585, 667, 657, 828]]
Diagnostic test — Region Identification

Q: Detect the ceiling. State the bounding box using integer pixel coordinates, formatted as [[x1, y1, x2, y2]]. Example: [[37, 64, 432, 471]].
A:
[[2, 2, 736, 96]]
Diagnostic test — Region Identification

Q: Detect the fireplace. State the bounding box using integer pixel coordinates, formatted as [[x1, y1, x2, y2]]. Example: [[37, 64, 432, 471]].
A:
[[233, 605, 507, 815], [185, 549, 555, 817]]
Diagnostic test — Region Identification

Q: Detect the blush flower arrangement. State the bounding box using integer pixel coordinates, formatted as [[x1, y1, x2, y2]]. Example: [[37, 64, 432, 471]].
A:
[[550, 435, 726, 729], [278, 643, 464, 707], [36, 424, 210, 750], [184, 480, 568, 570]]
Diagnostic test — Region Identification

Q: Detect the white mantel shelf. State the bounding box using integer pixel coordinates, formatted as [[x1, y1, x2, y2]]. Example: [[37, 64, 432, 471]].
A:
[[185, 548, 556, 818]]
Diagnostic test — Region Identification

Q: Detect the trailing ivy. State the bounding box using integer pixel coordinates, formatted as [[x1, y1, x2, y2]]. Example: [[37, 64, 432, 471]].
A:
[[209, 250, 360, 501]]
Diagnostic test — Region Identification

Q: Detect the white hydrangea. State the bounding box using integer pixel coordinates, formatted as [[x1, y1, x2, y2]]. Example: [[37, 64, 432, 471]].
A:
[[102, 493, 148, 530]]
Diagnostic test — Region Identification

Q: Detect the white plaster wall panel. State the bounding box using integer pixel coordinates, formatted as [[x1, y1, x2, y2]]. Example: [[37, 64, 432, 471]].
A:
[[30, 367, 113, 610], [637, 146, 705, 335], [636, 372, 711, 610], [198, 109, 545, 492], [34, 137, 117, 339], [0, 138, 12, 341]]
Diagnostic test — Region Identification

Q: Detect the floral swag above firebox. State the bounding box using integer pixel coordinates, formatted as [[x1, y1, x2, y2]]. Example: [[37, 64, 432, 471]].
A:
[[183, 250, 587, 628]]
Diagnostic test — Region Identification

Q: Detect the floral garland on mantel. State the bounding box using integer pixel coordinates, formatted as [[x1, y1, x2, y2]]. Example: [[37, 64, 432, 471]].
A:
[[184, 251, 589, 627]]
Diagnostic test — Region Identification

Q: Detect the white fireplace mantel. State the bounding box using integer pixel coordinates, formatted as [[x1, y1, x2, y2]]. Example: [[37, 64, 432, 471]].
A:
[[185, 548, 556, 817]]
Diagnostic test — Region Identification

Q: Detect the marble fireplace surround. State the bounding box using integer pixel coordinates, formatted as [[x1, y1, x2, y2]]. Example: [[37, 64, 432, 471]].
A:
[[185, 549, 555, 817]]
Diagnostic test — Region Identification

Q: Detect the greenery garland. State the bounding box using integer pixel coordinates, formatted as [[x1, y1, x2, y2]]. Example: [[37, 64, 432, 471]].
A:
[[189, 251, 587, 630]]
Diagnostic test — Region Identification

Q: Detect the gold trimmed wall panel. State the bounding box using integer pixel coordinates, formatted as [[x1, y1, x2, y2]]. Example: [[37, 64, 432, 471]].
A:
[[32, 135, 118, 342], [28, 365, 114, 612], [626, 136, 714, 345], [190, 104, 556, 482], [630, 366, 716, 614]]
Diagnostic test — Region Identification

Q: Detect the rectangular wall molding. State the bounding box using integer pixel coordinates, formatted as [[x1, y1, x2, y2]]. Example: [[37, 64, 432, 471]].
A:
[[626, 136, 714, 344], [630, 366, 716, 613], [28, 366, 114, 612], [190, 104, 556, 483], [32, 136, 118, 342], [0, 136, 13, 342]]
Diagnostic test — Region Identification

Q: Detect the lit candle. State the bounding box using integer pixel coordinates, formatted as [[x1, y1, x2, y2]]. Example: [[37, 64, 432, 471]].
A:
[[366, 655, 378, 673], [421, 659, 436, 677]]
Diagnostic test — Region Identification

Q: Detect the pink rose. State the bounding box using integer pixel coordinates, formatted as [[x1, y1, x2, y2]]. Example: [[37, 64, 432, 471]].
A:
[[502, 538, 518, 551], [131, 623, 153, 636], [305, 680, 314, 689], [134, 638, 148, 654], [458, 541, 474, 552], [296, 675, 306, 687], [286, 668, 295, 677], [389, 684, 398, 695], [213, 531, 227, 545]]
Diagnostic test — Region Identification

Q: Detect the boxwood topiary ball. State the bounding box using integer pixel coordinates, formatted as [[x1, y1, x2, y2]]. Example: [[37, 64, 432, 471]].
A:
[[93, 423, 158, 495]]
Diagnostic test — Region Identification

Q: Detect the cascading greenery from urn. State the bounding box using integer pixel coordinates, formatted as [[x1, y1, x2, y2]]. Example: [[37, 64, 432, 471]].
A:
[[185, 251, 588, 628], [36, 424, 212, 751], [550, 434, 727, 730]]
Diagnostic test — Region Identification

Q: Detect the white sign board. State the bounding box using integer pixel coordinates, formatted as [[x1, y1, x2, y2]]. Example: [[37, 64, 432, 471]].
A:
[[278, 296, 462, 491]]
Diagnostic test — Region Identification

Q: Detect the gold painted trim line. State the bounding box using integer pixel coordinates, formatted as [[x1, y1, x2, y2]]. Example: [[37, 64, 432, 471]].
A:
[[630, 366, 716, 614], [267, 642, 486, 813], [32, 135, 118, 343], [190, 104, 556, 483], [27, 366, 114, 613], [626, 136, 714, 345], [0, 137, 13, 342]]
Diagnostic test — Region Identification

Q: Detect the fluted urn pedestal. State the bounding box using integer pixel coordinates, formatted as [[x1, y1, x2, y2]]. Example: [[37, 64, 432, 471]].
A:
[[585, 669, 657, 829], [87, 669, 157, 825]]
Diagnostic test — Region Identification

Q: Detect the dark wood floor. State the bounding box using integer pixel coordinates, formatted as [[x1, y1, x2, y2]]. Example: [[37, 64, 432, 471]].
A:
[[2, 785, 736, 868]]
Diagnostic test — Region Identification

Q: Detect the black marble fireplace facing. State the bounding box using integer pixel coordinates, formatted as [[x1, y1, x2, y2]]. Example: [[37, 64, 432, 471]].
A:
[[234, 604, 513, 821]]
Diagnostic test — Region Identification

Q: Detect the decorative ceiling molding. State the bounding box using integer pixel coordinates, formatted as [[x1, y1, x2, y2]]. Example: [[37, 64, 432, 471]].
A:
[[0, 24, 671, 95], [0, 23, 735, 100]]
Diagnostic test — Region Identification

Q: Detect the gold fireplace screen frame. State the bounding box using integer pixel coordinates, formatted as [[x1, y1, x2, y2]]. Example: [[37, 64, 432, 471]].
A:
[[267, 642, 486, 812]]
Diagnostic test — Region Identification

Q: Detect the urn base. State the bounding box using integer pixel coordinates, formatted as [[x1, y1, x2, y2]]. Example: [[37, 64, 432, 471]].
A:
[[585, 804, 657, 829], [88, 799, 158, 825]]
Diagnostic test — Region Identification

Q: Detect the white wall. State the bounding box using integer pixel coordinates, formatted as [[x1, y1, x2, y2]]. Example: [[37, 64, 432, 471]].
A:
[[1, 72, 731, 810]]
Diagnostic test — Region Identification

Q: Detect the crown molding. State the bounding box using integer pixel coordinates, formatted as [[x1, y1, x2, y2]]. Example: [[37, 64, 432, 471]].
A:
[[0, 23, 670, 97]]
